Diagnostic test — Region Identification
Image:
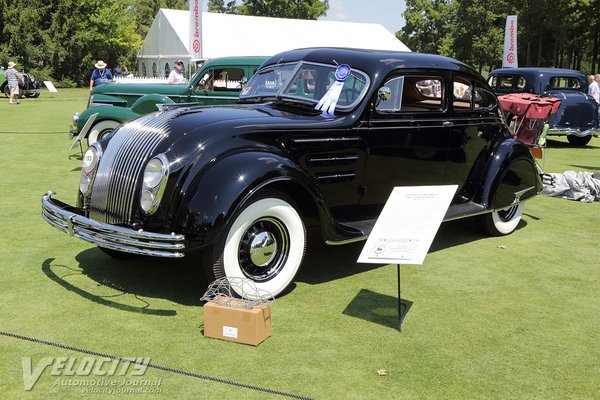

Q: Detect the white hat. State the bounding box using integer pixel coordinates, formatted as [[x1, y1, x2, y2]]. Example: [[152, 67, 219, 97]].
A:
[[7, 61, 17, 68], [95, 60, 107, 69]]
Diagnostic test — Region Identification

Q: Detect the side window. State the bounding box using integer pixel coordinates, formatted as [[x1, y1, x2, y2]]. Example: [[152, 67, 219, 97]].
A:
[[212, 67, 245, 91], [197, 69, 213, 90], [516, 76, 526, 90], [376, 76, 404, 112], [376, 75, 443, 113], [487, 75, 497, 89], [549, 76, 582, 89], [499, 75, 513, 89], [453, 79, 472, 110]]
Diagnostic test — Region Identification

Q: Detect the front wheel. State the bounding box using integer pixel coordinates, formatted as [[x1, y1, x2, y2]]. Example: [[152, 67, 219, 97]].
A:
[[480, 203, 525, 236], [87, 120, 120, 146], [207, 196, 306, 299], [566, 135, 592, 146]]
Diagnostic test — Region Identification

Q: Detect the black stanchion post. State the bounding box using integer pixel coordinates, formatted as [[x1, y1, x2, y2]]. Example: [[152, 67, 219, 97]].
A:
[[397, 264, 402, 332]]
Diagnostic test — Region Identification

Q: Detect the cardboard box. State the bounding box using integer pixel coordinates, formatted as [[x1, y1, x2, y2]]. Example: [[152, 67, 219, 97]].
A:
[[203, 299, 272, 346]]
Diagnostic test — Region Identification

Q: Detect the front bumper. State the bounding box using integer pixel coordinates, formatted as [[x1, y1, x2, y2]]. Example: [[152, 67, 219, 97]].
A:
[[547, 127, 600, 137], [41, 191, 185, 258]]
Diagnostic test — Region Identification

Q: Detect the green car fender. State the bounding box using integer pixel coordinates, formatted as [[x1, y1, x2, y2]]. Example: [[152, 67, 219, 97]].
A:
[[130, 94, 175, 115], [77, 94, 175, 133]]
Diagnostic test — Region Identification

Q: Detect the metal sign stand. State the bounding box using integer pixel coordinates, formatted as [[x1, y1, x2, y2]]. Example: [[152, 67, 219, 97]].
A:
[[397, 264, 408, 331]]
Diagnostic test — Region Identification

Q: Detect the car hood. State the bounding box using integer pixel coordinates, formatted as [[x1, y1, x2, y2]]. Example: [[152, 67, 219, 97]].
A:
[[93, 82, 188, 96], [545, 90, 599, 129], [102, 102, 352, 179]]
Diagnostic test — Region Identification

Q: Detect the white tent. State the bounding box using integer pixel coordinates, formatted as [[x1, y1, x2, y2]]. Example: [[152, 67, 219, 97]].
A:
[[137, 9, 410, 77]]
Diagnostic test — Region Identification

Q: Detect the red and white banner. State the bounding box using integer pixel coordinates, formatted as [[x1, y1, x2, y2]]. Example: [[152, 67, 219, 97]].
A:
[[502, 15, 518, 68], [189, 0, 203, 59]]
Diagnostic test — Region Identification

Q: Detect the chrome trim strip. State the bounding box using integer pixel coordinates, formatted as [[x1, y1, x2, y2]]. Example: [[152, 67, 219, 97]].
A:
[[42, 192, 185, 258], [292, 137, 360, 143], [547, 127, 600, 137], [309, 155, 358, 162], [326, 236, 367, 246]]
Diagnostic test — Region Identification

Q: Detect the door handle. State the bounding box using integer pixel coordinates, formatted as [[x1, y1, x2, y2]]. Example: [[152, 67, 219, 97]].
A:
[[442, 121, 454, 127]]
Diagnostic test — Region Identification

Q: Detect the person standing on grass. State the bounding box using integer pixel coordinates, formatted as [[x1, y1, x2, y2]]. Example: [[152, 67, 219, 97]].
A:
[[589, 74, 600, 104], [6, 61, 21, 104], [89, 60, 113, 91]]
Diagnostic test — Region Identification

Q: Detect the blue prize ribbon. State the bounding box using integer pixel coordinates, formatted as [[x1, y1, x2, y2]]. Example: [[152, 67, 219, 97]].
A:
[[335, 64, 351, 82]]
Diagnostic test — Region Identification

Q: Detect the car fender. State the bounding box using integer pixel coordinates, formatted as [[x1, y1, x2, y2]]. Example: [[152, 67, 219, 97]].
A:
[[130, 94, 175, 115], [77, 106, 139, 133], [175, 151, 332, 250], [479, 139, 541, 209]]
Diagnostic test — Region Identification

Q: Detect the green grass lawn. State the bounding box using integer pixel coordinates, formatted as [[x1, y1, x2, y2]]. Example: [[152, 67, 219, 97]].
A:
[[1, 88, 600, 399]]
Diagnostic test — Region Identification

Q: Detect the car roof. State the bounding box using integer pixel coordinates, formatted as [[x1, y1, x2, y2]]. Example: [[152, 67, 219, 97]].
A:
[[489, 67, 586, 78], [262, 47, 483, 82], [202, 56, 269, 67]]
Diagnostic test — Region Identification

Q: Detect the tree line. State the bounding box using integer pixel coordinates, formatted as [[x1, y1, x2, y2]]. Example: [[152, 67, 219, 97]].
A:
[[7, 0, 599, 85], [397, 0, 600, 74], [0, 0, 328, 86]]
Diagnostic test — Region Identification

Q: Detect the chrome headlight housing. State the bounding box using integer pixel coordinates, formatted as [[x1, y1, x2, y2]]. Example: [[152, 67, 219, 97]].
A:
[[79, 144, 102, 195], [140, 154, 169, 215]]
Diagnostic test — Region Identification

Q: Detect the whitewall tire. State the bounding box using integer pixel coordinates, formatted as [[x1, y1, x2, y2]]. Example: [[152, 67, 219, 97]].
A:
[[481, 203, 525, 236], [87, 120, 120, 146], [210, 196, 306, 299]]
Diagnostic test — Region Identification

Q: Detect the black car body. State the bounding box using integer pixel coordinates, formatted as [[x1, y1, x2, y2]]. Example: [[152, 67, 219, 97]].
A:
[[488, 68, 599, 146], [1, 71, 41, 98], [43, 48, 542, 297]]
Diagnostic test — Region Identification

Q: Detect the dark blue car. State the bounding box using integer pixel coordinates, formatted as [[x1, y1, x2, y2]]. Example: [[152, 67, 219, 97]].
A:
[[488, 68, 599, 146]]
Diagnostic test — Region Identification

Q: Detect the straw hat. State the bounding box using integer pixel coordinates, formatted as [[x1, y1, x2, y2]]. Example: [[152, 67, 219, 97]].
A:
[[7, 61, 17, 68], [95, 60, 107, 69]]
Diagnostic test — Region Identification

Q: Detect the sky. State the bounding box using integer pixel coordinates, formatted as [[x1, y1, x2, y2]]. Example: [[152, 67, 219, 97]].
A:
[[320, 0, 407, 34]]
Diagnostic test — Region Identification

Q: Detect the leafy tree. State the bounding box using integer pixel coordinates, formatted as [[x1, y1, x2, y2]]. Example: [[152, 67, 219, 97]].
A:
[[131, 0, 189, 38], [397, 0, 455, 56], [208, 0, 239, 13], [238, 0, 328, 19]]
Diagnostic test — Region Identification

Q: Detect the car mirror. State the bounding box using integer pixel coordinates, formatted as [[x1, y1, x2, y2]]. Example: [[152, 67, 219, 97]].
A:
[[378, 86, 392, 102], [240, 76, 248, 88]]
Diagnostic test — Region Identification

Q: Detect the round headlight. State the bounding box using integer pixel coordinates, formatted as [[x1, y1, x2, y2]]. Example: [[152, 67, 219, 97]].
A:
[[143, 157, 165, 189], [80, 145, 102, 195], [140, 190, 155, 212], [82, 147, 98, 174], [140, 154, 169, 215]]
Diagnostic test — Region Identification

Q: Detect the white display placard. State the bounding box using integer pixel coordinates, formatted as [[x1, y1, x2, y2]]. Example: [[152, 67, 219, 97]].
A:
[[358, 185, 457, 265], [43, 81, 58, 93]]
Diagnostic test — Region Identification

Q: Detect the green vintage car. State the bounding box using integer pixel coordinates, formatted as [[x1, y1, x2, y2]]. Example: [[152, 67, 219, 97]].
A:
[[71, 56, 268, 145]]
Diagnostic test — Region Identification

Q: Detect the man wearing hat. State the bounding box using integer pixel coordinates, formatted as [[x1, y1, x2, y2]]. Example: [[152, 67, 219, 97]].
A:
[[89, 60, 113, 91], [6, 61, 21, 104], [168, 60, 187, 84]]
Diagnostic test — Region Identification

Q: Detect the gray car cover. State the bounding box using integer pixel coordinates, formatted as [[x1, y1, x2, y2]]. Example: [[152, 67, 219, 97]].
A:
[[542, 171, 600, 202]]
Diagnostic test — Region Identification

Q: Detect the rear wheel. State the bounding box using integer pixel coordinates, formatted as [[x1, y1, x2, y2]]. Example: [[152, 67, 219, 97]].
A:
[[480, 203, 525, 236], [206, 195, 306, 299], [87, 120, 120, 145], [567, 135, 592, 146]]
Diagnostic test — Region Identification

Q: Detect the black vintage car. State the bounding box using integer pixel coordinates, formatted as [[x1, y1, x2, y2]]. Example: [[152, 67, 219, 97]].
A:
[[488, 68, 599, 146], [42, 48, 542, 298], [1, 70, 41, 98]]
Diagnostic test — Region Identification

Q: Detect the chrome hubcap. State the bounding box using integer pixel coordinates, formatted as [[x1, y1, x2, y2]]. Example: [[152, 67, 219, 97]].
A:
[[249, 231, 277, 266], [238, 218, 289, 282]]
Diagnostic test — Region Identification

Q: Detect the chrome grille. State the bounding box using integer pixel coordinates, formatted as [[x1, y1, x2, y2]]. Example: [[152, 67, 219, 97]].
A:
[[89, 112, 173, 224]]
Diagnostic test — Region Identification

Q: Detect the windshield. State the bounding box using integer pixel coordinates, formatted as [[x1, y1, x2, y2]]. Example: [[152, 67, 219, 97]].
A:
[[240, 61, 370, 111]]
